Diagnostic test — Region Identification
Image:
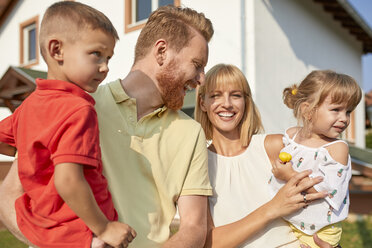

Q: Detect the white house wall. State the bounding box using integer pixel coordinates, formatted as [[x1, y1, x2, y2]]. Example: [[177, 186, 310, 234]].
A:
[[0, 0, 366, 147], [252, 0, 365, 147]]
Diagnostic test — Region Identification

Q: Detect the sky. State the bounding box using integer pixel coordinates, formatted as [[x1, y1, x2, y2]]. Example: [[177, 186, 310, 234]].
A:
[[348, 0, 372, 93]]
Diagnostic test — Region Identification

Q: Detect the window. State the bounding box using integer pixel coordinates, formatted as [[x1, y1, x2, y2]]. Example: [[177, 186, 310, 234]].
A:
[[125, 0, 180, 33], [20, 16, 39, 67]]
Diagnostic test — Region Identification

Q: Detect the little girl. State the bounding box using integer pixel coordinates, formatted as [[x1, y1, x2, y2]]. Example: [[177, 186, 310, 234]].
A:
[[268, 70, 362, 247]]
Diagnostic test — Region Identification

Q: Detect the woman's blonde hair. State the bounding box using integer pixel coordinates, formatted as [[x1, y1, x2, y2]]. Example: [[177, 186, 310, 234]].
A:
[[283, 70, 362, 130], [195, 64, 263, 146]]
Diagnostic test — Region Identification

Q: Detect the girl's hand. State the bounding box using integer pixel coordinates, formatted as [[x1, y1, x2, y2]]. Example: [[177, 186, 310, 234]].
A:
[[271, 159, 296, 182], [268, 170, 327, 218]]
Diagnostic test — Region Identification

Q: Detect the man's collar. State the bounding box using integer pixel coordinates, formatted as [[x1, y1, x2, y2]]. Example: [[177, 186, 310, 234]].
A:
[[109, 79, 168, 117], [109, 79, 130, 103]]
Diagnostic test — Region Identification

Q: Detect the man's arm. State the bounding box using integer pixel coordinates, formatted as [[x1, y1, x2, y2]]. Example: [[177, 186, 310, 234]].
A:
[[0, 142, 16, 156], [0, 159, 34, 246], [163, 195, 208, 248]]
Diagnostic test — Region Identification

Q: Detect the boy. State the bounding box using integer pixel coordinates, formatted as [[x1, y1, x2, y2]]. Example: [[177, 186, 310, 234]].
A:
[[0, 2, 135, 247]]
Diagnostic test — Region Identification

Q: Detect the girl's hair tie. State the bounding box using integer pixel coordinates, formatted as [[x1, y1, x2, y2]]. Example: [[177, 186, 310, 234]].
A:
[[291, 88, 298, 95]]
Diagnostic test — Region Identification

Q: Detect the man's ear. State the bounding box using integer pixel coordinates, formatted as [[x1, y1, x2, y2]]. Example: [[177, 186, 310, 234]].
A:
[[153, 39, 167, 66], [48, 39, 64, 62]]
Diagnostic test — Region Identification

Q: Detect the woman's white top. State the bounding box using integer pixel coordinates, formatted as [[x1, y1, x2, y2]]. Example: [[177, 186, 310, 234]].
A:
[[268, 130, 351, 235], [208, 134, 298, 248]]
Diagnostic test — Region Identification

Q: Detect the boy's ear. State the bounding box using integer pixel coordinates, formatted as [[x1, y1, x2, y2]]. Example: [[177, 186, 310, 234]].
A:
[[48, 39, 64, 62], [153, 39, 167, 66]]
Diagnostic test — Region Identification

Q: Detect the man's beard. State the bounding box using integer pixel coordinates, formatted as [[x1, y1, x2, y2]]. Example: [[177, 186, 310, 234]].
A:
[[156, 60, 187, 110]]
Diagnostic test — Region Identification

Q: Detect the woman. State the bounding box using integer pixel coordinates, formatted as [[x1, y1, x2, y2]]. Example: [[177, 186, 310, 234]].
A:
[[195, 64, 332, 248]]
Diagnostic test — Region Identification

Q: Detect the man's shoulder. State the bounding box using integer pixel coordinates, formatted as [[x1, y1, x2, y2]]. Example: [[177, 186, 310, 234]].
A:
[[91, 79, 121, 98], [164, 109, 201, 128], [159, 110, 203, 140]]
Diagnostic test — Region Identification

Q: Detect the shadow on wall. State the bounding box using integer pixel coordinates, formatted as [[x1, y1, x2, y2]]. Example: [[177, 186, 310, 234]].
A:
[[255, 0, 364, 133], [262, 0, 362, 74]]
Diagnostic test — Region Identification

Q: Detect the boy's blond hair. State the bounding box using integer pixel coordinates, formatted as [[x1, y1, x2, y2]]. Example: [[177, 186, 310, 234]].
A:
[[195, 64, 263, 146], [134, 5, 213, 63], [39, 1, 118, 61], [283, 70, 362, 130]]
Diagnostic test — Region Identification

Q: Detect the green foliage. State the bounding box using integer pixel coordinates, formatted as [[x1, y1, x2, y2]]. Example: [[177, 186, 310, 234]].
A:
[[0, 230, 27, 248], [340, 217, 372, 248], [366, 132, 372, 149]]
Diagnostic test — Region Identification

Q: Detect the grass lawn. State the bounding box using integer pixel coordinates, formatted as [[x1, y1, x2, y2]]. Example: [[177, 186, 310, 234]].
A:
[[1, 216, 372, 247], [0, 230, 27, 248], [340, 216, 372, 248]]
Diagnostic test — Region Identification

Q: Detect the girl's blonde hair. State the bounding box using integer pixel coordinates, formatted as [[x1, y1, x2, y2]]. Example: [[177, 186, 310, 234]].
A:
[[195, 64, 263, 146], [283, 70, 362, 129]]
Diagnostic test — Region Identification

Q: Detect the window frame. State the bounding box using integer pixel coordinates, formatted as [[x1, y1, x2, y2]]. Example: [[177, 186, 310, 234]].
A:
[[19, 15, 39, 68], [124, 0, 180, 33]]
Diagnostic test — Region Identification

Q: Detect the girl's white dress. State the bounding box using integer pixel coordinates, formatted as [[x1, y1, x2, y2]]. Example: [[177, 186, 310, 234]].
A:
[[208, 134, 299, 248], [268, 130, 351, 235]]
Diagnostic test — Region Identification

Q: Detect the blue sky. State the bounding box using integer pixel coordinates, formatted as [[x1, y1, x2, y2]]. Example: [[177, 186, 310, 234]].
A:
[[348, 0, 372, 92]]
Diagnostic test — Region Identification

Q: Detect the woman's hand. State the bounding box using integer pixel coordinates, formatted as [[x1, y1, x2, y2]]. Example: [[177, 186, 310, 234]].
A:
[[268, 170, 327, 219]]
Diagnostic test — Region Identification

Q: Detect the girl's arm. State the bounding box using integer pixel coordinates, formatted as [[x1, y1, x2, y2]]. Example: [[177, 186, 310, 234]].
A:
[[204, 171, 326, 248], [265, 134, 318, 193]]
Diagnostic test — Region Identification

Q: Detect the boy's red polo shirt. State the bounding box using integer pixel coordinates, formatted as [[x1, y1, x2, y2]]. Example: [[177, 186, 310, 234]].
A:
[[0, 79, 117, 248]]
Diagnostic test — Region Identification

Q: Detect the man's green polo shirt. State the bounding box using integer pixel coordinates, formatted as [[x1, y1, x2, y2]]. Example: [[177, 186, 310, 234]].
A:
[[92, 80, 212, 247]]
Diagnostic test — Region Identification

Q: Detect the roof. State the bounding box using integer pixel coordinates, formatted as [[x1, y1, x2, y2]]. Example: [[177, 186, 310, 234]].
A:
[[314, 0, 372, 54], [0, 66, 46, 111], [0, 0, 18, 27], [349, 145, 372, 193]]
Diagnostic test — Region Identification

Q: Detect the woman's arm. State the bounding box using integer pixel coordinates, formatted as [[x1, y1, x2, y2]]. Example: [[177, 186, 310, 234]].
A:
[[204, 170, 327, 248]]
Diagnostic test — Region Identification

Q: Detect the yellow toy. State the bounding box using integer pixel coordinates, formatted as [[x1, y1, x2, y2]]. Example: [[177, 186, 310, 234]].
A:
[[279, 152, 292, 163]]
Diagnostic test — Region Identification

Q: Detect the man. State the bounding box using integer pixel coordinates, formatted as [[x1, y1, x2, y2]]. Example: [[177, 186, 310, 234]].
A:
[[0, 5, 213, 247]]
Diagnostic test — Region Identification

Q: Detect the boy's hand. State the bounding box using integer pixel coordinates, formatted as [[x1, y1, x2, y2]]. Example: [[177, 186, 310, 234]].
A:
[[272, 159, 296, 182], [98, 221, 136, 248], [91, 237, 105, 248]]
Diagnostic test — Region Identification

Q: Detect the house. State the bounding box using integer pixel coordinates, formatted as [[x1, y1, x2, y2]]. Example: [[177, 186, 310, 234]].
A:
[[0, 0, 371, 213]]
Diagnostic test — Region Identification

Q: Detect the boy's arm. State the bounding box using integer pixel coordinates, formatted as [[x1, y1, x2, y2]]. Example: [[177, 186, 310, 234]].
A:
[[163, 195, 208, 248], [0, 142, 16, 156], [54, 163, 136, 247]]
